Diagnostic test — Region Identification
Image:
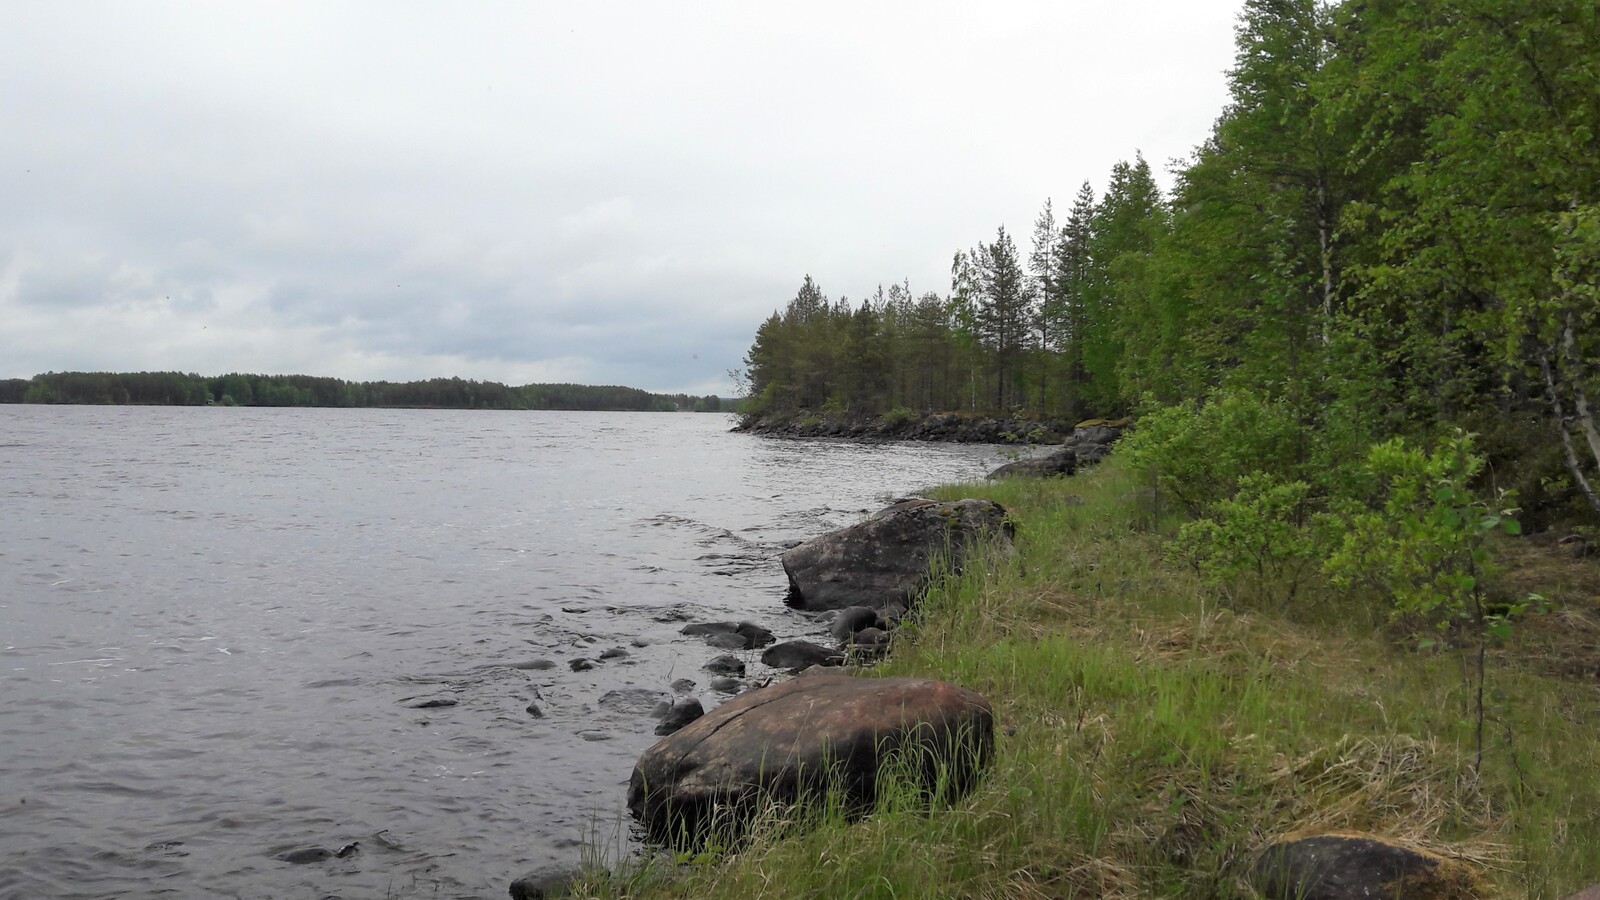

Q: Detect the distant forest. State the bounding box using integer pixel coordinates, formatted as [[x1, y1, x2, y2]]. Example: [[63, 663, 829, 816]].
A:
[[0, 371, 735, 413]]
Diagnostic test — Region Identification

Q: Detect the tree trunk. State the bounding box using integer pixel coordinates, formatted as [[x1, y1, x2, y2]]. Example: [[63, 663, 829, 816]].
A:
[[1318, 176, 1334, 347], [1540, 347, 1600, 515], [1561, 314, 1600, 469]]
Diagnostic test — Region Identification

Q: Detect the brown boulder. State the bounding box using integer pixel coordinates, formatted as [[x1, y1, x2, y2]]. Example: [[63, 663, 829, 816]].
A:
[[780, 498, 1013, 612], [626, 675, 993, 846], [1250, 833, 1479, 900]]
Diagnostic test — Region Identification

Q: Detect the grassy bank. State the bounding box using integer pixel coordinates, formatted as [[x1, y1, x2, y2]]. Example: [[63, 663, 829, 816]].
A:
[[581, 462, 1600, 898]]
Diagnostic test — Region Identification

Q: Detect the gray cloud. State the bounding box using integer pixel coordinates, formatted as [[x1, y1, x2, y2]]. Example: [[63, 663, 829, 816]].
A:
[[0, 1, 1244, 393]]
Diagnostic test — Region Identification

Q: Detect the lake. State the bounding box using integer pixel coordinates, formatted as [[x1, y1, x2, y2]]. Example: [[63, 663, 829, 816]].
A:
[[0, 406, 1013, 899]]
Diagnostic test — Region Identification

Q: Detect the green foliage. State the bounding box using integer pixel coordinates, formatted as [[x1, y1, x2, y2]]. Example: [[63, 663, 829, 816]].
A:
[[1172, 473, 1328, 604], [1120, 390, 1307, 516], [1322, 430, 1529, 772], [1323, 431, 1518, 632]]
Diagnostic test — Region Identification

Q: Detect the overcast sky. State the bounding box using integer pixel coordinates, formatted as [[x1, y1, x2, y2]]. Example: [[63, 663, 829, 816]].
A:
[[2, 1, 1244, 394]]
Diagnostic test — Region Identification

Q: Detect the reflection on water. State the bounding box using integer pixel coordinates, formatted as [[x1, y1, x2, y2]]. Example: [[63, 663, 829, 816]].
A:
[[0, 406, 1012, 898]]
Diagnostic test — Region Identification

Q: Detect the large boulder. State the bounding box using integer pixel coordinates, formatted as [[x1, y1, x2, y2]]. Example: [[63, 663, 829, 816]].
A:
[[780, 498, 1013, 612], [1250, 833, 1479, 900], [987, 447, 1076, 480], [627, 675, 993, 846]]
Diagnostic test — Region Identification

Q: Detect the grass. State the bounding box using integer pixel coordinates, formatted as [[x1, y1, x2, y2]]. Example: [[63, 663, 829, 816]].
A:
[[573, 462, 1600, 898]]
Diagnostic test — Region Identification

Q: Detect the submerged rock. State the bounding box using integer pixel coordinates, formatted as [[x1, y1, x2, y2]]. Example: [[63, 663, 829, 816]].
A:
[[276, 842, 359, 864], [708, 676, 743, 694], [627, 675, 994, 846], [780, 498, 1014, 611], [703, 654, 746, 677], [509, 862, 580, 900], [761, 640, 845, 672], [598, 688, 668, 716], [1250, 833, 1479, 900], [683, 620, 775, 650], [703, 632, 749, 651]]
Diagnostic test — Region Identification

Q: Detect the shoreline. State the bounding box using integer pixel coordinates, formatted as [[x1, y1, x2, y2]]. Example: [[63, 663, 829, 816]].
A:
[[577, 458, 1600, 898], [734, 411, 1125, 445]]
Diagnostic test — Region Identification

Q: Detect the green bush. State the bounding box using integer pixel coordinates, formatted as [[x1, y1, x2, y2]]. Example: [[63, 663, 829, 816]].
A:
[[1171, 473, 1330, 605], [1121, 390, 1308, 517]]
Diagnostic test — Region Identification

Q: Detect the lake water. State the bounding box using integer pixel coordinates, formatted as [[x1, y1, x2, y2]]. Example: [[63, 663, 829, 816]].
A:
[[0, 406, 1014, 899]]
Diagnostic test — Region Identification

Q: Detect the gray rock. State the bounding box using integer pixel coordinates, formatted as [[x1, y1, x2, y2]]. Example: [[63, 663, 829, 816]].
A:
[[406, 696, 457, 709], [526, 702, 545, 718], [509, 862, 580, 899], [781, 498, 1014, 612], [879, 601, 909, 630], [828, 606, 880, 642], [761, 640, 845, 672], [987, 448, 1076, 480], [704, 632, 749, 651], [568, 659, 596, 672], [704, 654, 746, 677], [655, 697, 705, 736], [848, 627, 890, 649], [599, 647, 630, 660], [735, 621, 776, 648], [681, 621, 739, 637], [1250, 834, 1478, 900], [670, 678, 696, 693], [683, 620, 774, 650], [708, 676, 743, 694]]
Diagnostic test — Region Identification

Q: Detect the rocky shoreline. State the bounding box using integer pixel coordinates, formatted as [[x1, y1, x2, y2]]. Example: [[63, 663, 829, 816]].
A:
[[507, 421, 1134, 897], [733, 410, 1087, 444]]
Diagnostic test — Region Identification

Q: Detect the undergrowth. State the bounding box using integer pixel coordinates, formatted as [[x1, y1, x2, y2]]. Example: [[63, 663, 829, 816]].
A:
[[572, 461, 1600, 899]]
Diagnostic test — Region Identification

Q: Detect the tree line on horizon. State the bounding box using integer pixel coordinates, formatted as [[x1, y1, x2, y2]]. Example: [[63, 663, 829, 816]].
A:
[[0, 371, 735, 413], [740, 0, 1599, 518]]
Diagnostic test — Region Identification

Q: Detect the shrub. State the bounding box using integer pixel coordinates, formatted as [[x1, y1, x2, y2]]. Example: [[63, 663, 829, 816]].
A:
[[1121, 390, 1308, 517]]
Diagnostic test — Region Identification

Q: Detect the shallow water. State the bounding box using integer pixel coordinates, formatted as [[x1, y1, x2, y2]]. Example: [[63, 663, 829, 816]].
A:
[[0, 406, 1014, 899]]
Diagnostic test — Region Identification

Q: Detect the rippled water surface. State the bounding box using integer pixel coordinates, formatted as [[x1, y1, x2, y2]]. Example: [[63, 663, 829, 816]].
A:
[[0, 406, 1014, 899]]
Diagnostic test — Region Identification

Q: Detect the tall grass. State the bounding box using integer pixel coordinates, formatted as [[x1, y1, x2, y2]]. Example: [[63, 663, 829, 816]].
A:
[[575, 462, 1600, 898]]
